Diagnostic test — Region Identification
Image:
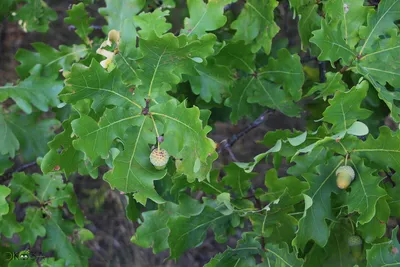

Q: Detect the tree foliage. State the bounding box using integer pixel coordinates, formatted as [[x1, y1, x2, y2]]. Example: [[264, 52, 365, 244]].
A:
[[1, 0, 400, 266]]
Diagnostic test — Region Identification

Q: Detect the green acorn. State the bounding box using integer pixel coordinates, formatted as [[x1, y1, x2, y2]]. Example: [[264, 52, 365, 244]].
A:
[[348, 235, 362, 247], [335, 166, 355, 189], [149, 148, 169, 170], [348, 235, 363, 259]]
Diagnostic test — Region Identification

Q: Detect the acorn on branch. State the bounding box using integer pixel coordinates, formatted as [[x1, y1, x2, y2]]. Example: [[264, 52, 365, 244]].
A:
[[150, 148, 169, 170], [335, 165, 355, 189]]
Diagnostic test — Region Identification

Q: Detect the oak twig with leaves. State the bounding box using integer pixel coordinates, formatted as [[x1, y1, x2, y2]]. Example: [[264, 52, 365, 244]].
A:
[[1, 0, 400, 266]]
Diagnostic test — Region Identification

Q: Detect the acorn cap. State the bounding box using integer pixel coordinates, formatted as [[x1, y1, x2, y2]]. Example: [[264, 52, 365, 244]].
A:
[[348, 235, 362, 247], [150, 149, 169, 170], [336, 166, 355, 189], [336, 166, 355, 180]]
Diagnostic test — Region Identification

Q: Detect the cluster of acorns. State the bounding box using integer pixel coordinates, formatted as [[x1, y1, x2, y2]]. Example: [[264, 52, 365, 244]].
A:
[[150, 149, 357, 191]]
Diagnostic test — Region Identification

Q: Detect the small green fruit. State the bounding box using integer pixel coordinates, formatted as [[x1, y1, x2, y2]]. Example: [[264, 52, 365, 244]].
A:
[[348, 235, 362, 247], [150, 149, 169, 170], [348, 235, 363, 259], [336, 166, 355, 189]]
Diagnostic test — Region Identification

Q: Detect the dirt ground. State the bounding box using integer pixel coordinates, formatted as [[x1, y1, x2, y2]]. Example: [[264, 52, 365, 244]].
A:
[[0, 1, 304, 266]]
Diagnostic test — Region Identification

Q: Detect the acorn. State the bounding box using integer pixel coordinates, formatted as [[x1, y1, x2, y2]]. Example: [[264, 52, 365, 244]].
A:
[[348, 235, 363, 259], [149, 148, 169, 170], [335, 166, 355, 189], [348, 235, 362, 247]]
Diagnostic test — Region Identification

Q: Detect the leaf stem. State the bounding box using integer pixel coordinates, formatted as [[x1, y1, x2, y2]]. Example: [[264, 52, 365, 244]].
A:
[[150, 114, 160, 150], [338, 140, 348, 155]]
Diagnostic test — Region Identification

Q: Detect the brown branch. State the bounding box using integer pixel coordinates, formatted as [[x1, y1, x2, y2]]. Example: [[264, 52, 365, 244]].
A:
[[0, 161, 37, 184], [217, 110, 273, 161]]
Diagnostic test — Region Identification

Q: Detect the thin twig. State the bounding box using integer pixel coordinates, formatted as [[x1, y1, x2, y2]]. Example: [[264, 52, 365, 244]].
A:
[[0, 161, 37, 184], [220, 140, 239, 162], [14, 161, 37, 173], [318, 61, 326, 83], [217, 110, 273, 161]]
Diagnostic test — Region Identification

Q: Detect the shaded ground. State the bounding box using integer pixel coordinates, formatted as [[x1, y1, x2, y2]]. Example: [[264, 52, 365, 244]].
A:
[[0, 2, 304, 266]]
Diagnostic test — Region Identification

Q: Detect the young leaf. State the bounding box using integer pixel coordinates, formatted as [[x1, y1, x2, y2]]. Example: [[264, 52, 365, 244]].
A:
[[310, 20, 356, 66], [0, 67, 63, 114], [258, 168, 308, 207], [297, 3, 321, 50], [0, 155, 12, 176], [42, 208, 92, 267], [132, 203, 178, 253], [132, 197, 204, 253], [306, 72, 347, 100], [323, 0, 372, 48], [205, 233, 263, 267], [247, 79, 301, 117], [358, 0, 400, 56], [358, 198, 390, 243], [71, 107, 142, 162], [15, 43, 88, 79], [250, 210, 298, 246], [41, 117, 84, 176], [182, 0, 234, 37], [386, 173, 400, 217], [231, 0, 280, 54], [99, 0, 145, 32], [222, 163, 257, 198], [322, 81, 372, 133], [265, 243, 304, 266], [60, 60, 143, 112], [136, 32, 216, 99], [33, 173, 65, 203], [134, 9, 172, 39], [0, 186, 10, 217], [293, 157, 343, 250], [104, 124, 167, 205], [258, 49, 304, 101], [150, 100, 217, 182], [19, 207, 46, 246], [287, 147, 328, 176], [347, 159, 387, 224], [9, 172, 37, 204], [228, 77, 300, 123], [13, 0, 57, 33], [357, 31, 400, 89], [188, 59, 234, 103], [64, 3, 94, 44], [214, 41, 256, 73], [352, 126, 400, 173], [0, 203, 23, 238], [168, 205, 232, 259], [0, 113, 19, 158], [4, 110, 60, 162]]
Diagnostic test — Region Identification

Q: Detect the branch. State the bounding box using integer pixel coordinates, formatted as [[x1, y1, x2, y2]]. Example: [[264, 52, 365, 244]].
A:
[[67, 25, 103, 31], [318, 61, 327, 83], [0, 161, 37, 183], [218, 110, 273, 161]]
